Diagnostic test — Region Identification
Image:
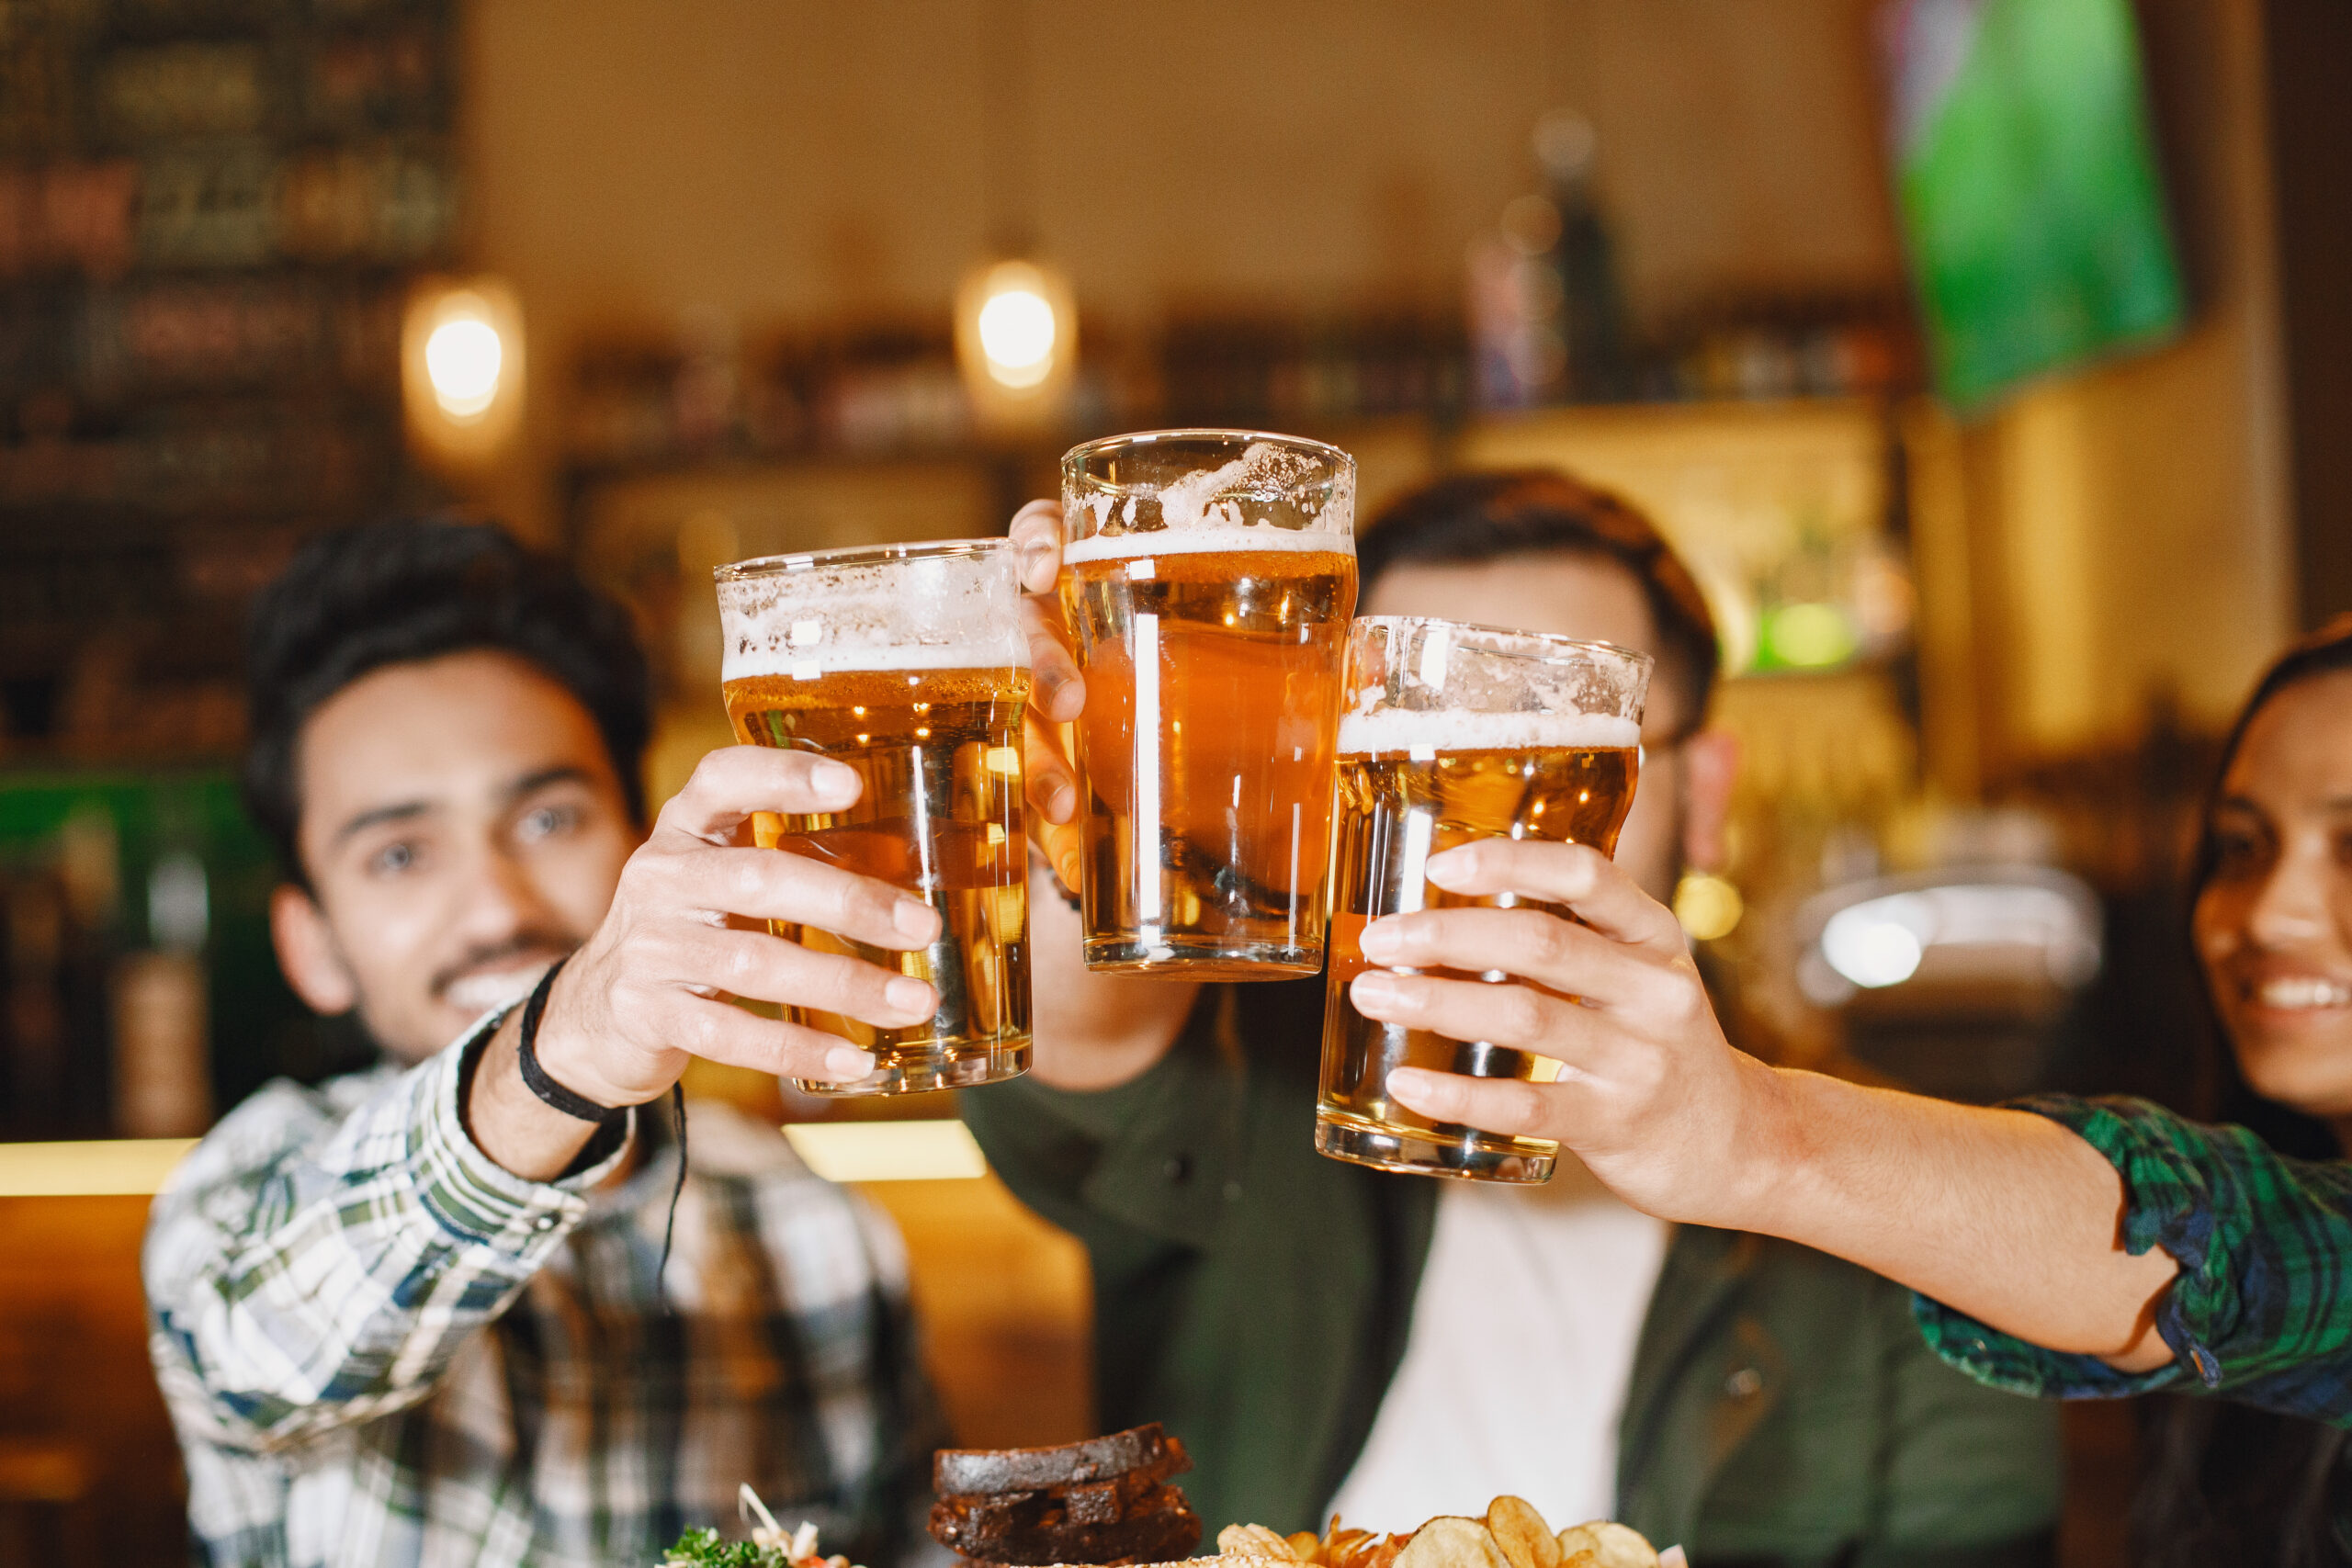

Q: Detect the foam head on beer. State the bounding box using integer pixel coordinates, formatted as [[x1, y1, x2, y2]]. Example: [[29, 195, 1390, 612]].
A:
[[1334, 706, 1643, 757], [1062, 434, 1356, 563], [716, 546, 1033, 683]]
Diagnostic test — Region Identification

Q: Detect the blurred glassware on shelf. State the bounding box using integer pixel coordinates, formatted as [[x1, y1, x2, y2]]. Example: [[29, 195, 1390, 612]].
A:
[[3, 0, 459, 793], [1456, 400, 1912, 679]]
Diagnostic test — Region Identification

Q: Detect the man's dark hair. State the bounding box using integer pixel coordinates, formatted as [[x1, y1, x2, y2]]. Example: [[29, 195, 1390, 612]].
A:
[[1357, 469, 1720, 737], [242, 516, 652, 884]]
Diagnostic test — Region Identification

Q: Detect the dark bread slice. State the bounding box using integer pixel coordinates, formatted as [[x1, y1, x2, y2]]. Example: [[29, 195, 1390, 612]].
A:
[[929, 1480, 1195, 1550], [930, 1494, 1203, 1566], [933, 1424, 1191, 1497]]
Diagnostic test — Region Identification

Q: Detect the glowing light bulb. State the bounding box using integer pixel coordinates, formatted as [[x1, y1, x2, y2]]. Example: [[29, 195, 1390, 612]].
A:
[[955, 258, 1076, 420], [424, 310, 503, 419], [402, 278, 524, 465], [977, 286, 1057, 387]]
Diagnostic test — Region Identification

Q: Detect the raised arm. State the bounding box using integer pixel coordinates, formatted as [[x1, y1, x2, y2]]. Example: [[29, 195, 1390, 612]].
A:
[[1354, 838, 2188, 1371], [148, 745, 948, 1449]]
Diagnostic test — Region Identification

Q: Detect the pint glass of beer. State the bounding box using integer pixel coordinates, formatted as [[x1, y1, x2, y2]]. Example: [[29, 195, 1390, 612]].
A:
[[1060, 430, 1357, 976], [715, 541, 1032, 1095], [1317, 616, 1650, 1181]]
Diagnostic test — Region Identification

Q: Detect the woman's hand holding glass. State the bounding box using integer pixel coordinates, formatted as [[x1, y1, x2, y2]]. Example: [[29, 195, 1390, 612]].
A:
[[1351, 836, 1789, 1226]]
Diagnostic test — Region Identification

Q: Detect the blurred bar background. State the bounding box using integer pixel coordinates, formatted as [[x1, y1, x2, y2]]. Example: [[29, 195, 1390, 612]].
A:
[[0, 0, 2346, 1560]]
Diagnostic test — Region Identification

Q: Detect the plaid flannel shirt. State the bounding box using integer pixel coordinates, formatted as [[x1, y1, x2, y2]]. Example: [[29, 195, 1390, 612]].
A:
[[1915, 1094, 2352, 1425], [144, 1008, 945, 1568]]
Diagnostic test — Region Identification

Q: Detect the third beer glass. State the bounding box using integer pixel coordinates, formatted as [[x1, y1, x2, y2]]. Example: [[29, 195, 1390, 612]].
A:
[[1317, 616, 1650, 1181], [716, 541, 1031, 1095], [1060, 430, 1357, 976]]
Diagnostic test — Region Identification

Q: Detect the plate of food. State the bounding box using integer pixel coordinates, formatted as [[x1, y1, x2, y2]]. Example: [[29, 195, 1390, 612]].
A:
[[661, 1427, 1682, 1568]]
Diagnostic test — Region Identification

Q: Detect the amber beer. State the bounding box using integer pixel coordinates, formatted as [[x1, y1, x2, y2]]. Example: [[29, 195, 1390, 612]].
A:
[[715, 543, 1032, 1096], [1315, 620, 1651, 1182], [1061, 431, 1357, 976]]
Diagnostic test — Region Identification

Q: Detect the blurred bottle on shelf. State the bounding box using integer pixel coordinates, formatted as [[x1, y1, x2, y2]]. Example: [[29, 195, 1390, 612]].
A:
[[1468, 113, 1632, 409], [1535, 112, 1631, 402], [6, 870, 70, 1132], [113, 848, 212, 1138], [1, 803, 122, 1138]]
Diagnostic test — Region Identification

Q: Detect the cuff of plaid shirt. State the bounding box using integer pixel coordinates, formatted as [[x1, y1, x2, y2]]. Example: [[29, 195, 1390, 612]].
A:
[[409, 1003, 636, 1263], [1911, 1094, 2244, 1403]]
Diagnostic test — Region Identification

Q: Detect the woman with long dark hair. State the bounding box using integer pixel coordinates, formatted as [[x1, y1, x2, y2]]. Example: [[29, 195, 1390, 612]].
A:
[[2133, 618, 2352, 1565]]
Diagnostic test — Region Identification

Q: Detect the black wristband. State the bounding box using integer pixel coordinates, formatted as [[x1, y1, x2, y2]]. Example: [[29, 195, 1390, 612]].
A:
[[516, 958, 627, 1123]]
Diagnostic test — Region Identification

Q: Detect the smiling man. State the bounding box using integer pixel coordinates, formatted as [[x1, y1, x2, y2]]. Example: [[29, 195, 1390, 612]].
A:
[[142, 520, 948, 1568]]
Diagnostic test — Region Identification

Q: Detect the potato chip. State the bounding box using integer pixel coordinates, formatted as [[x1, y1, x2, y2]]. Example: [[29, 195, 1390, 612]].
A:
[[1485, 1496, 1560, 1568], [1554, 1522, 1657, 1568], [1395, 1516, 1510, 1568], [1220, 1523, 1301, 1560], [1363, 1536, 1410, 1568], [1290, 1533, 1325, 1562]]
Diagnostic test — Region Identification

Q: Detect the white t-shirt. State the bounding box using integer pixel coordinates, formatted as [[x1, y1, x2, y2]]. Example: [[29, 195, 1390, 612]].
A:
[[1324, 1158, 1669, 1533]]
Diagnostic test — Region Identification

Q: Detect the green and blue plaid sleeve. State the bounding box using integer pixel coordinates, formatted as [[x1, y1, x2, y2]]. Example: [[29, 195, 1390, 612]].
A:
[[143, 1009, 634, 1452], [1913, 1095, 2352, 1425]]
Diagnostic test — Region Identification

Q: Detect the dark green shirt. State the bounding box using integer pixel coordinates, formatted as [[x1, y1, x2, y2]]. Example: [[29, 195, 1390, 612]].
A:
[[964, 986, 2061, 1566]]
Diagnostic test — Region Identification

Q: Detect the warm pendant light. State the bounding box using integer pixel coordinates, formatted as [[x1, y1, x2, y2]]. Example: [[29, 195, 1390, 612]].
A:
[[956, 256, 1076, 427], [956, 0, 1074, 434], [401, 276, 525, 468]]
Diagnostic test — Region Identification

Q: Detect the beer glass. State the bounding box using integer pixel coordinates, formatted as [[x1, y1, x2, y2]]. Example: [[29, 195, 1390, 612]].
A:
[[1317, 616, 1650, 1181], [1060, 430, 1357, 976], [715, 541, 1032, 1095]]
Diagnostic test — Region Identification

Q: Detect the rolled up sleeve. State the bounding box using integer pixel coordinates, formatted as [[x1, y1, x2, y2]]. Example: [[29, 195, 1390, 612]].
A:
[[1913, 1094, 2352, 1425]]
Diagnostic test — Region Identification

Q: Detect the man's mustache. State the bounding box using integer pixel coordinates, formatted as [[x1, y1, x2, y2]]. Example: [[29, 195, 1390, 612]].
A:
[[429, 934, 578, 1004]]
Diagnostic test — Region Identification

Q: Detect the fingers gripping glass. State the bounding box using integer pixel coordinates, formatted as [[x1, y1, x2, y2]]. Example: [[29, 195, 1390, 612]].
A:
[[1059, 429, 1358, 977], [1317, 616, 1651, 1182], [715, 541, 1033, 1095]]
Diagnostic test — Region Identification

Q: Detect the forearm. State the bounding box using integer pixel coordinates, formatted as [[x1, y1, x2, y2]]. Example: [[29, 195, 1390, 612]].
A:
[[1027, 1002, 1193, 1090], [1021, 861, 1199, 1091], [1737, 1069, 2177, 1368]]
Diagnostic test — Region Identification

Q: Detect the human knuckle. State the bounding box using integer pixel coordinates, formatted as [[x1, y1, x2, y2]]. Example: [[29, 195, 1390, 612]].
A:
[[1497, 1079, 1547, 1127], [671, 1004, 714, 1055], [1521, 913, 1571, 967], [1498, 987, 1546, 1040], [1651, 965, 1704, 1023], [826, 876, 870, 929]]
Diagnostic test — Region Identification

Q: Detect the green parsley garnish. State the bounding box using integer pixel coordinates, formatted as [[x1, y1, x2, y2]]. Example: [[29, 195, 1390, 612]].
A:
[[661, 1526, 788, 1567]]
